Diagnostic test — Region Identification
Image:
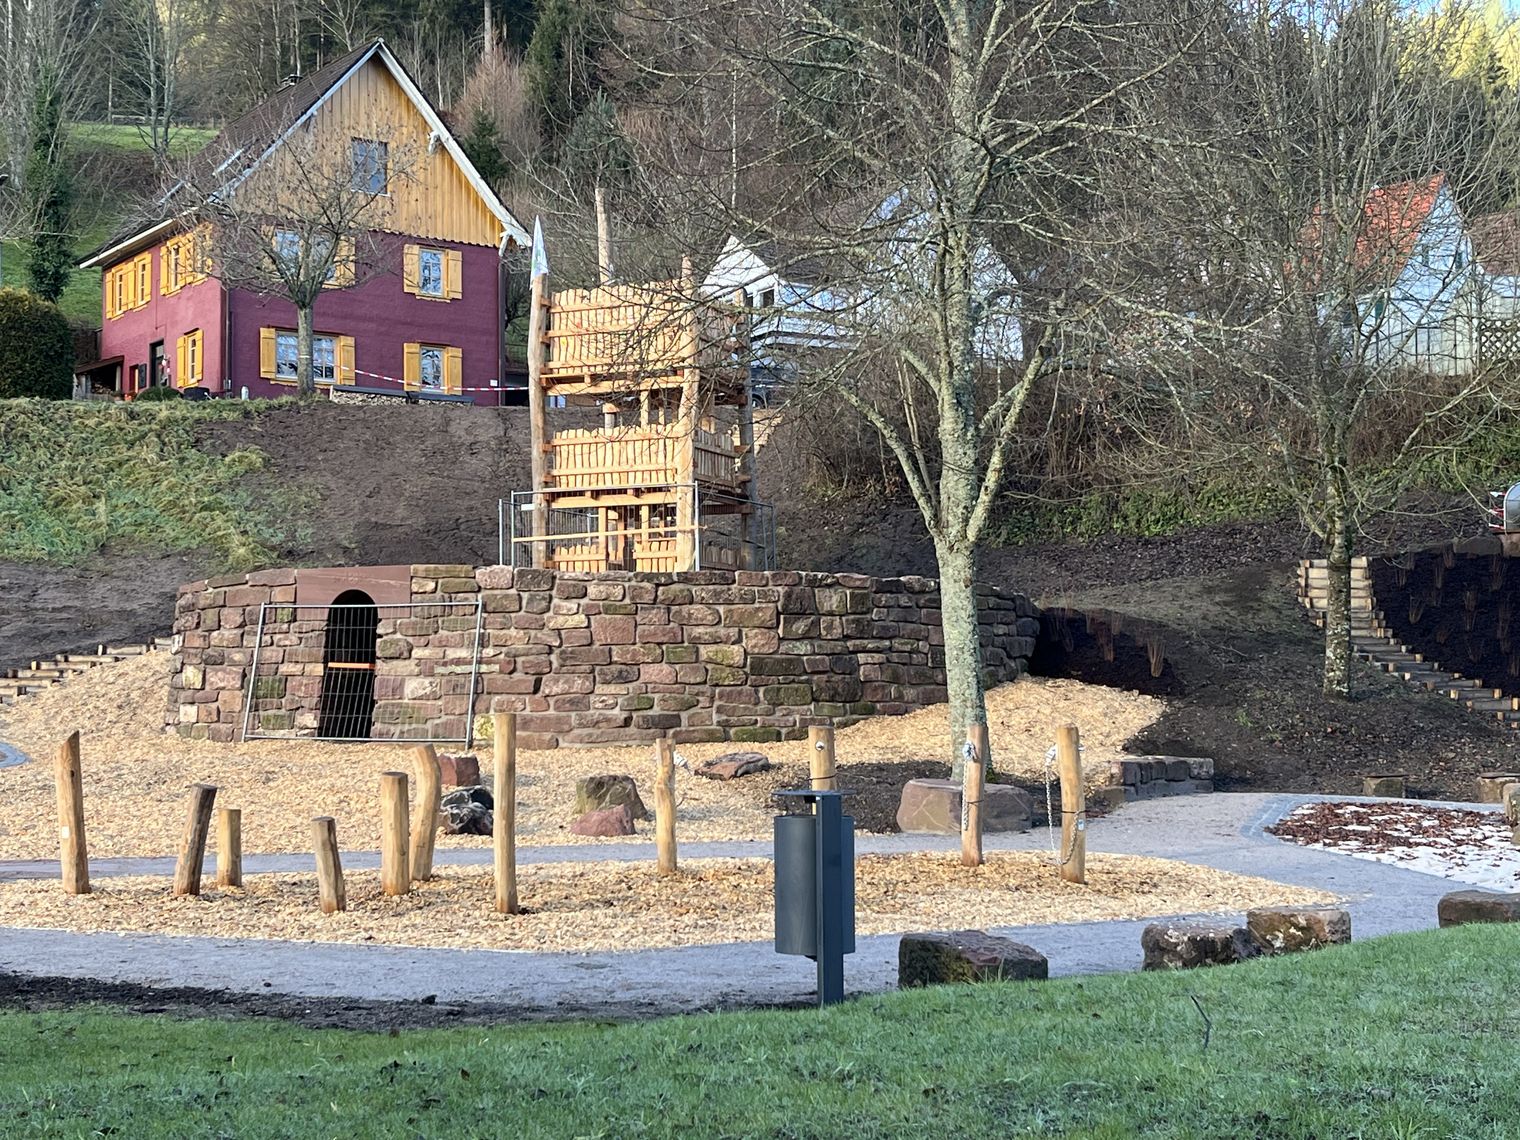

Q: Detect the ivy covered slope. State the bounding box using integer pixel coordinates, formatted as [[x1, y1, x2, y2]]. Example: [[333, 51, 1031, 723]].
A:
[[0, 399, 295, 570]]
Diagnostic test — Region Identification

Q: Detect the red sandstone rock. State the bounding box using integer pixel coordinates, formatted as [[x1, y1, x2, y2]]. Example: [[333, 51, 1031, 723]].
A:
[[437, 753, 481, 787], [570, 804, 636, 837], [695, 752, 773, 780]]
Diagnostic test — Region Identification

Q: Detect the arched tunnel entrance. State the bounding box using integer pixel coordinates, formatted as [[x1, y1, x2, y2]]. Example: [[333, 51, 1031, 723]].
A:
[[317, 588, 379, 739]]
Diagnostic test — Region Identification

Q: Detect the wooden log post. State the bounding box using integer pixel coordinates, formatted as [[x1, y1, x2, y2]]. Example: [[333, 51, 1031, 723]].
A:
[[312, 816, 346, 914], [216, 807, 243, 888], [380, 771, 411, 896], [173, 783, 218, 897], [808, 725, 837, 791], [526, 261, 548, 569], [493, 712, 520, 914], [409, 744, 442, 882], [1056, 724, 1087, 884], [655, 738, 678, 876], [961, 723, 989, 868], [54, 732, 90, 895]]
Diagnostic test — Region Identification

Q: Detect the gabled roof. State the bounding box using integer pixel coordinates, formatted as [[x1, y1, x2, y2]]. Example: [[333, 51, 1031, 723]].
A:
[[1470, 209, 1520, 276], [1301, 173, 1449, 291], [80, 40, 527, 269]]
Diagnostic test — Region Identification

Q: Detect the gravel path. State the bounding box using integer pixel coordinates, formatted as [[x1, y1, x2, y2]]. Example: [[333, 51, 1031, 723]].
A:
[[0, 793, 1472, 1019]]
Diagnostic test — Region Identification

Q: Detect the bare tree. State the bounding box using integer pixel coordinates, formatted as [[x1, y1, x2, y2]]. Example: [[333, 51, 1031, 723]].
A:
[[120, 0, 189, 167], [185, 123, 416, 394], [621, 0, 1190, 780], [1130, 0, 1520, 697]]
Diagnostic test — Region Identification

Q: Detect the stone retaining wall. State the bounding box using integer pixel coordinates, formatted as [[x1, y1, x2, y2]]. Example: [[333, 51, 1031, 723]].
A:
[[169, 566, 1038, 747]]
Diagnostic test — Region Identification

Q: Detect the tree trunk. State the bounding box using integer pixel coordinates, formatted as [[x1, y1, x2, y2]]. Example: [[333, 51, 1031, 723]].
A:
[[296, 304, 315, 396], [1322, 497, 1353, 699], [936, 541, 987, 781]]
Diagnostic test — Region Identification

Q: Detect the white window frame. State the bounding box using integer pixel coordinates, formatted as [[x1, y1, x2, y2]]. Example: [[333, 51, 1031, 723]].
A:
[[275, 331, 338, 382], [419, 344, 445, 389], [417, 248, 445, 298], [351, 138, 388, 194]]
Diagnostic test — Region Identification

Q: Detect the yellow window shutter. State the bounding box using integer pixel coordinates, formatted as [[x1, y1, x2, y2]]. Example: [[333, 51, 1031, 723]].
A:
[[443, 346, 463, 395], [105, 269, 117, 319], [259, 327, 277, 379], [403, 342, 421, 390], [334, 237, 355, 287], [403, 244, 419, 295], [162, 243, 175, 296], [175, 334, 188, 386], [189, 329, 203, 382], [446, 249, 463, 300], [337, 335, 356, 384], [136, 254, 151, 306]]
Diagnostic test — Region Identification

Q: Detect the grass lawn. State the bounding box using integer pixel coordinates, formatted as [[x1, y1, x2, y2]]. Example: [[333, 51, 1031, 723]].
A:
[[1, 925, 1517, 1138], [67, 121, 218, 157], [0, 399, 299, 569]]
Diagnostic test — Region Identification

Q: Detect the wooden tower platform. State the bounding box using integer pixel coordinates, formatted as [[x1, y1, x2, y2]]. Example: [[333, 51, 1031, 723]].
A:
[[514, 258, 765, 572]]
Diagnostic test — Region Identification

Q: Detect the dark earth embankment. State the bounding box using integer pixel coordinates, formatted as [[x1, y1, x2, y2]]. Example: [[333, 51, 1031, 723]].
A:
[[3, 399, 1517, 799]]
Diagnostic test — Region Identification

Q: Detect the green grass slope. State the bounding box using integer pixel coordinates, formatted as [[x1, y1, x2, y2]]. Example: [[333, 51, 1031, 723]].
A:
[[0, 399, 296, 569], [1, 925, 1516, 1138]]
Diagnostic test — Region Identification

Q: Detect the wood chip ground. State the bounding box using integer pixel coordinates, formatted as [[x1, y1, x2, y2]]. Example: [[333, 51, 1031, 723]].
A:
[[0, 653, 1166, 860], [0, 852, 1332, 953]]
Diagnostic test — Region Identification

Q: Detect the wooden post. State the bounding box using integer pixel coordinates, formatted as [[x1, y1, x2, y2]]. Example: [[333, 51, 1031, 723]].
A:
[[54, 732, 90, 895], [380, 771, 411, 896], [961, 723, 988, 867], [312, 816, 346, 914], [594, 184, 614, 285], [734, 287, 757, 568], [526, 263, 549, 569], [173, 783, 218, 897], [493, 712, 520, 914], [216, 807, 242, 888], [409, 744, 442, 882], [655, 738, 677, 876], [808, 725, 837, 791], [1056, 724, 1086, 884]]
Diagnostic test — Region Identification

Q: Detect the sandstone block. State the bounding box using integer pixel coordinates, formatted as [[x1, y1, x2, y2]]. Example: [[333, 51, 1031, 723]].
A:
[[1476, 772, 1520, 803], [895, 778, 1032, 834], [570, 804, 636, 837], [574, 774, 650, 820], [1361, 774, 1406, 798], [1141, 922, 1260, 969], [437, 753, 481, 787], [1245, 906, 1351, 953], [1437, 889, 1520, 927], [898, 930, 1048, 987]]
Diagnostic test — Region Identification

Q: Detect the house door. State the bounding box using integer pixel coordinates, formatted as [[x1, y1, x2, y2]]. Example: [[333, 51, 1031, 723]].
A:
[[149, 341, 167, 388], [317, 589, 379, 739]]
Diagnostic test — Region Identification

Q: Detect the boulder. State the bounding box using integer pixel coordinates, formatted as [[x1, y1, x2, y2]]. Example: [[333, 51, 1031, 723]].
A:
[[1361, 774, 1406, 798], [437, 752, 481, 787], [696, 751, 773, 781], [440, 785, 493, 835], [1245, 906, 1351, 954], [1437, 889, 1520, 927], [1505, 785, 1520, 826], [1141, 922, 1260, 970], [574, 774, 650, 820], [899, 930, 1048, 987], [896, 778, 1033, 834], [570, 804, 637, 837]]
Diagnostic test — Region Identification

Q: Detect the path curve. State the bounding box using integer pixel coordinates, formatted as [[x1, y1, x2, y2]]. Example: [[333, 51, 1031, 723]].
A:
[[0, 794, 1475, 1020]]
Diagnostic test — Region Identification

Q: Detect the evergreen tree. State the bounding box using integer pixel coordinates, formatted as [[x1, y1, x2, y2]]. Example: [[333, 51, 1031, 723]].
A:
[[23, 66, 73, 304]]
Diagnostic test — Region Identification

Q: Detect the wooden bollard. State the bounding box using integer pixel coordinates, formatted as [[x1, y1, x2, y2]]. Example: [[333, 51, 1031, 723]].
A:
[[312, 816, 346, 913], [808, 725, 837, 791], [380, 771, 411, 896], [655, 738, 677, 876], [409, 744, 442, 882], [173, 783, 218, 896], [493, 712, 519, 914], [54, 732, 90, 895], [961, 723, 988, 867], [216, 807, 243, 888], [1056, 724, 1086, 884]]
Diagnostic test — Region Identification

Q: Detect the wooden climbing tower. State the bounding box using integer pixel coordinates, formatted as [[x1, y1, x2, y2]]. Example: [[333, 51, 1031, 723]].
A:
[[514, 257, 767, 572]]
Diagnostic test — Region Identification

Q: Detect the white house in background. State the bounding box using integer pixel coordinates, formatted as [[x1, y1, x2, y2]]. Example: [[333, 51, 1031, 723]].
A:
[[702, 235, 854, 401], [704, 196, 1025, 400], [1333, 173, 1476, 375]]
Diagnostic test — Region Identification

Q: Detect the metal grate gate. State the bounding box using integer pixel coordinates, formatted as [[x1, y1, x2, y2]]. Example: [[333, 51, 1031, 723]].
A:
[[240, 600, 484, 744]]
